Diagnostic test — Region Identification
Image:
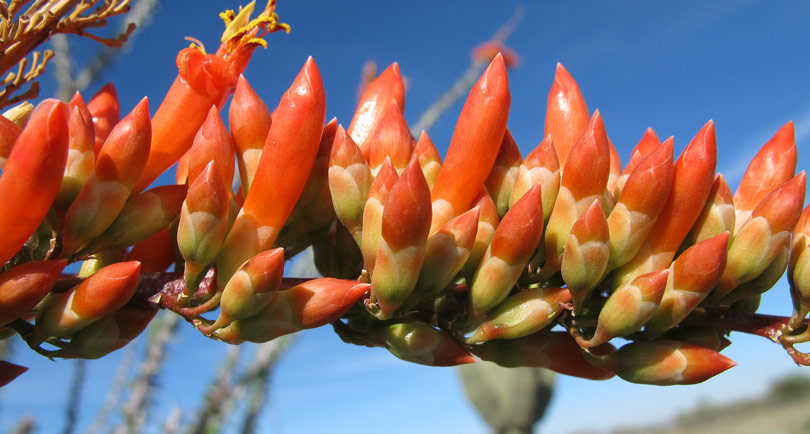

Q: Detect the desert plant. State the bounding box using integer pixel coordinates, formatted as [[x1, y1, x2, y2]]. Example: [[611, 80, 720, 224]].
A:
[[4, 0, 810, 395]]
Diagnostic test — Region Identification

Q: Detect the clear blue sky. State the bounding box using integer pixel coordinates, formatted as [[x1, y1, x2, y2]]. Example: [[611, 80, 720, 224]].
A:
[[5, 0, 810, 433]]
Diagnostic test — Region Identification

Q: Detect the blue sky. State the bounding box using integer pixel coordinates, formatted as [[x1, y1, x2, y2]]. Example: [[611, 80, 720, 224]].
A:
[[5, 0, 810, 432]]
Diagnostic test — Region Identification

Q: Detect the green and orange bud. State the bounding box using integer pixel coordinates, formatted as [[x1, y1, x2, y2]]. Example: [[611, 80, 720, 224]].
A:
[[61, 98, 152, 256], [644, 232, 729, 337], [545, 63, 589, 167], [125, 228, 175, 273], [586, 340, 735, 385], [329, 125, 373, 245], [230, 74, 271, 194], [789, 204, 810, 317], [413, 131, 442, 191], [55, 105, 96, 212], [712, 172, 805, 304], [134, 2, 288, 193], [212, 278, 369, 343], [214, 248, 285, 328], [472, 332, 615, 380], [614, 121, 717, 286], [615, 127, 661, 197], [430, 54, 510, 233], [509, 134, 559, 223], [408, 208, 479, 308], [682, 174, 735, 249], [485, 129, 522, 217], [0, 111, 22, 168], [727, 242, 789, 304], [187, 106, 235, 188], [361, 159, 399, 273], [371, 321, 475, 366], [35, 261, 141, 339], [348, 62, 406, 156], [562, 200, 609, 313], [733, 121, 797, 232], [86, 83, 120, 156], [606, 138, 674, 271], [217, 57, 325, 289], [579, 270, 669, 348], [544, 111, 610, 273], [467, 287, 570, 344], [663, 328, 732, 352], [470, 184, 543, 319], [367, 99, 413, 175], [0, 99, 69, 265], [0, 361, 27, 387], [59, 306, 157, 359], [178, 162, 230, 291], [462, 187, 500, 280], [370, 159, 432, 318], [82, 184, 187, 254], [0, 259, 67, 326]]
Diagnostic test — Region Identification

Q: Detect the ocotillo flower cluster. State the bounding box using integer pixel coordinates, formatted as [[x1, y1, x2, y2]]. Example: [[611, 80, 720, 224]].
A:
[[5, 0, 810, 389]]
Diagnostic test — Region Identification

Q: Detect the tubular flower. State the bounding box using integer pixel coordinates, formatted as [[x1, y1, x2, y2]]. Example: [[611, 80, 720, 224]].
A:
[[187, 106, 236, 188], [134, 1, 288, 193], [543, 111, 610, 274], [430, 54, 510, 233], [86, 83, 120, 157], [178, 162, 230, 291], [413, 131, 442, 191], [35, 261, 141, 339], [55, 103, 96, 213], [485, 129, 523, 217], [615, 127, 662, 197], [217, 57, 325, 290], [370, 158, 432, 318], [57, 306, 157, 359], [579, 270, 669, 348], [469, 184, 543, 319], [214, 248, 285, 329], [230, 74, 271, 194], [790, 205, 810, 318], [711, 172, 806, 304], [643, 232, 729, 337], [613, 121, 717, 287], [0, 100, 69, 264], [408, 208, 479, 309], [561, 199, 609, 313], [361, 159, 399, 273], [472, 332, 615, 380], [367, 99, 413, 175], [509, 134, 559, 223], [61, 98, 152, 257], [545, 63, 589, 167], [467, 287, 571, 344], [81, 184, 188, 254], [586, 340, 736, 385], [462, 187, 500, 280], [329, 124, 373, 245], [0, 259, 67, 326], [606, 138, 674, 272], [212, 279, 369, 343], [681, 174, 735, 249], [125, 227, 175, 273], [348, 63, 406, 157], [370, 321, 476, 366], [733, 121, 797, 232]]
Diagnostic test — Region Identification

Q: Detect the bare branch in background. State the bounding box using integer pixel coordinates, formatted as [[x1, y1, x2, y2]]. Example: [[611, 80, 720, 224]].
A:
[[61, 359, 86, 434], [115, 311, 180, 434], [85, 343, 137, 434], [186, 346, 243, 434], [410, 4, 525, 135]]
